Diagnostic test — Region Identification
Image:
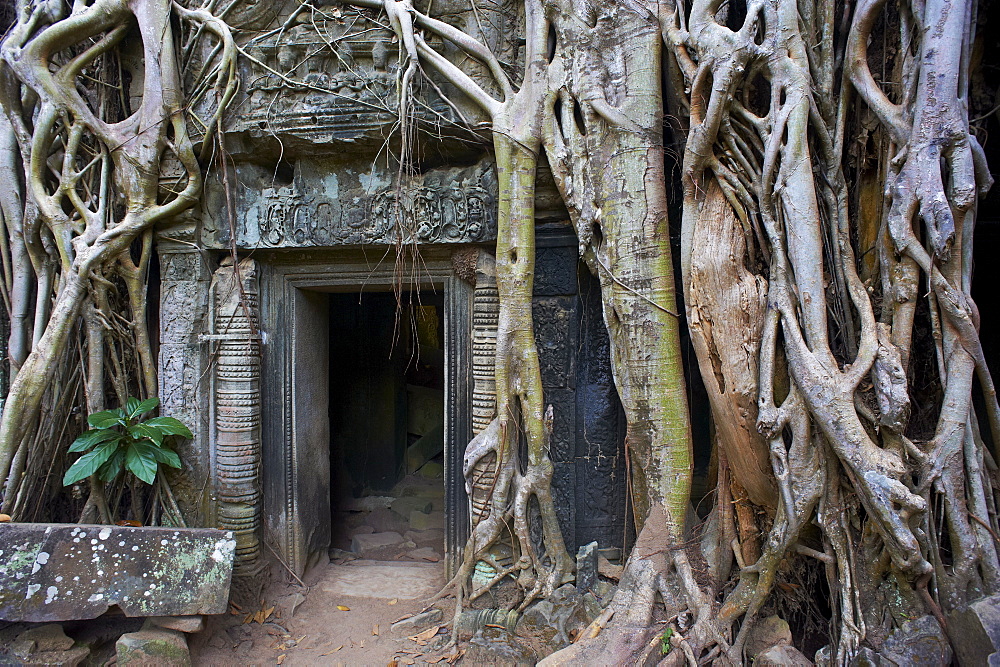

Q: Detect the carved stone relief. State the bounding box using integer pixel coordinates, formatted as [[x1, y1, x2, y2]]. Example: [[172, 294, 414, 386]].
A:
[[158, 250, 212, 525], [210, 258, 263, 576], [214, 160, 498, 250]]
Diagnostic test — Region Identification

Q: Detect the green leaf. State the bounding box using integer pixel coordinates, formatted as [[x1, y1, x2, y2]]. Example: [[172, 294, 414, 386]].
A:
[[660, 628, 674, 655], [127, 397, 159, 420], [98, 449, 125, 482], [63, 440, 120, 486], [151, 445, 182, 469], [88, 410, 123, 429], [125, 442, 158, 485], [68, 429, 121, 453], [143, 417, 193, 439], [130, 423, 164, 446]]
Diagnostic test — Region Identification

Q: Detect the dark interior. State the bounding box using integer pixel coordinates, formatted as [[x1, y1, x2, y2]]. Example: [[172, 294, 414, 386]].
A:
[[327, 290, 446, 545]]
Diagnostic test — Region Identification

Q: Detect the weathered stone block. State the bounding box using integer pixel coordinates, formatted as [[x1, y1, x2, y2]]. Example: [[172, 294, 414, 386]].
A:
[[145, 615, 205, 634], [409, 510, 444, 531], [576, 541, 598, 594], [16, 624, 74, 652], [390, 608, 443, 637], [745, 615, 793, 659], [878, 615, 950, 665], [404, 529, 444, 549], [948, 593, 1000, 666], [350, 531, 404, 559], [0, 524, 235, 622], [391, 496, 433, 517], [116, 629, 191, 666]]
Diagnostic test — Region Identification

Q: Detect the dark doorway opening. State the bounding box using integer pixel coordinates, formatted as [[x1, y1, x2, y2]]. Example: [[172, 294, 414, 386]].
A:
[[327, 290, 447, 562]]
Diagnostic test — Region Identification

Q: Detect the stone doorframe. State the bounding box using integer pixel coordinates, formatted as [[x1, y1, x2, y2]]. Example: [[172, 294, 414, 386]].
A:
[[257, 248, 473, 577]]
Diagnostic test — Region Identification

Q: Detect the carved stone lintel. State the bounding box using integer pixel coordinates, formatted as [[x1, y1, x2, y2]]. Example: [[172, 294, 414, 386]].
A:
[[212, 258, 262, 576]]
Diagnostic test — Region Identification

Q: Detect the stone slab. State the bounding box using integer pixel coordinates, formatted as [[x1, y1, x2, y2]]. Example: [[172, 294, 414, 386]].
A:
[[0, 524, 235, 622], [319, 560, 444, 599]]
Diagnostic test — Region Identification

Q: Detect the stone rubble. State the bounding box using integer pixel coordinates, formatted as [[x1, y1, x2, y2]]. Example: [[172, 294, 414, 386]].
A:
[[333, 466, 447, 562], [5, 624, 90, 667]]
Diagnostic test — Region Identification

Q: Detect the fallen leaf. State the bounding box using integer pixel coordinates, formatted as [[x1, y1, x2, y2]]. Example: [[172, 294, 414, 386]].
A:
[[388, 599, 398, 606], [360, 640, 366, 649], [426, 656, 446, 663], [394, 613, 414, 623], [321, 646, 343, 656], [388, 662, 398, 667], [411, 625, 442, 642], [277, 655, 286, 665], [337, 605, 351, 611], [243, 614, 254, 625], [373, 624, 380, 636]]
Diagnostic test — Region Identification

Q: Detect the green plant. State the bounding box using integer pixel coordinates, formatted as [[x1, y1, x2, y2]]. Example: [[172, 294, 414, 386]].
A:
[[63, 398, 190, 486]]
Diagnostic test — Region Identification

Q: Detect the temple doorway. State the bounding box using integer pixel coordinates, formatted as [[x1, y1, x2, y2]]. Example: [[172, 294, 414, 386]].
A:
[[326, 291, 447, 564]]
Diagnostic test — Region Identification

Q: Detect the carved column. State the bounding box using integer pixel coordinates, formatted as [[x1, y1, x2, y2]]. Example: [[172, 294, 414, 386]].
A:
[[471, 252, 498, 435], [211, 258, 262, 576], [158, 245, 211, 525]]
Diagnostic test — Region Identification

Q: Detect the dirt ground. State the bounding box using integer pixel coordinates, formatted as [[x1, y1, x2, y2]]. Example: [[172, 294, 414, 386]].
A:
[[189, 559, 459, 666]]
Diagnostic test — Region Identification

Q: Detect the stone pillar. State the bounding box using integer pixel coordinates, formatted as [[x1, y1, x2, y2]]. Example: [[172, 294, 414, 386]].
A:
[[471, 252, 498, 435], [158, 247, 212, 525], [211, 258, 262, 576]]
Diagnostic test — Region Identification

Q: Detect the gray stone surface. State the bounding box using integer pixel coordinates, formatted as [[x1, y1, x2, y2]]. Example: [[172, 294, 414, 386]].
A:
[[576, 541, 598, 593], [406, 547, 441, 562], [390, 608, 444, 637], [465, 626, 538, 666], [0, 524, 235, 622], [350, 531, 404, 559], [878, 615, 950, 665], [319, 560, 444, 600], [949, 593, 1000, 666], [755, 644, 812, 666], [116, 629, 190, 666], [746, 615, 793, 659]]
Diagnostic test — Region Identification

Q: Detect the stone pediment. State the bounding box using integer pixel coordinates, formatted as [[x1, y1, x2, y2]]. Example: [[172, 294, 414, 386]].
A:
[[226, 3, 499, 148]]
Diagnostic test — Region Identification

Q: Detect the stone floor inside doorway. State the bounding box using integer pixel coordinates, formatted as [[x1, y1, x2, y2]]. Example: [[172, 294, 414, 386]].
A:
[[190, 468, 462, 666]]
